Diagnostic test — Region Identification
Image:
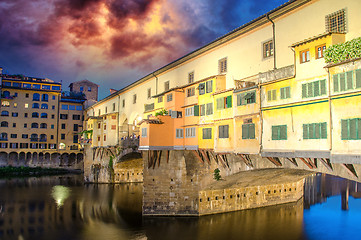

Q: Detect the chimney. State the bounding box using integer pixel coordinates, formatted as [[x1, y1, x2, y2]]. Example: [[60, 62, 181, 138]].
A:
[[110, 88, 117, 95]]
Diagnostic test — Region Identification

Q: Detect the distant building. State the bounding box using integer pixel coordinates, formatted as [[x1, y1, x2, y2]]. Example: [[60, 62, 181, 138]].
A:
[[0, 71, 86, 168], [69, 80, 99, 108]]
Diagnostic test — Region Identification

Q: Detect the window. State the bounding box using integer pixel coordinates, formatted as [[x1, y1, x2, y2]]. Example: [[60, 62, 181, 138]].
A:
[[206, 80, 213, 93], [280, 87, 291, 99], [23, 83, 31, 88], [61, 134, 65, 140], [184, 71, 193, 84], [0, 133, 8, 140], [147, 88, 151, 99], [272, 125, 287, 140], [22, 134, 28, 139], [31, 123, 39, 128], [51, 135, 54, 139], [316, 44, 326, 59], [104, 124, 106, 130], [219, 125, 229, 138], [25, 103, 28, 108], [32, 103, 39, 109], [61, 104, 68, 110], [41, 94, 48, 101], [33, 93, 40, 101], [242, 123, 255, 139], [0, 142, 8, 148], [76, 105, 82, 111], [185, 107, 194, 117], [30, 134, 38, 141], [341, 118, 361, 140], [88, 87, 91, 92], [51, 114, 55, 119], [20, 143, 29, 148], [73, 135, 78, 143], [1, 111, 9, 116], [12, 123, 16, 127], [202, 128, 212, 139], [12, 112, 18, 117], [302, 80, 326, 98], [206, 103, 213, 115], [51, 124, 54, 129], [326, 9, 346, 33], [104, 135, 106, 141], [10, 143, 18, 149], [263, 40, 274, 58], [157, 96, 163, 103], [42, 85, 50, 90], [13, 103, 17, 108], [216, 96, 232, 110], [33, 84, 40, 89], [30, 143, 38, 149], [40, 113, 47, 118], [122, 99, 125, 107], [52, 105, 55, 110], [176, 129, 183, 138], [333, 71, 358, 93], [60, 114, 68, 119], [111, 125, 116, 130], [219, 57, 227, 73], [133, 94, 137, 104], [0, 121, 8, 127], [164, 81, 170, 91], [26, 93, 29, 98], [24, 113, 28, 118], [167, 93, 173, 102], [41, 104, 48, 109], [40, 123, 47, 129], [10, 134, 17, 138], [52, 95, 56, 100], [80, 86, 84, 92], [39, 134, 47, 142], [112, 103, 116, 112], [199, 83, 205, 95], [185, 127, 196, 138], [61, 124, 66, 129], [24, 123, 27, 128], [98, 123, 101, 129], [200, 104, 205, 116], [69, 105, 75, 110], [187, 87, 195, 97], [32, 112, 39, 118], [73, 115, 81, 120], [140, 128, 147, 138], [1, 101, 10, 107], [300, 49, 310, 63], [98, 109, 101, 116], [303, 122, 327, 139], [238, 91, 256, 105], [105, 107, 108, 113]]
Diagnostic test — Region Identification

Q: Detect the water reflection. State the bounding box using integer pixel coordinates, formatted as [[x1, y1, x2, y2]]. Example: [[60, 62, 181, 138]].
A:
[[0, 173, 360, 240]]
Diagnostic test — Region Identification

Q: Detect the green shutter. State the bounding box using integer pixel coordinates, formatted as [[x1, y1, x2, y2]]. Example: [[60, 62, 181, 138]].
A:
[[320, 79, 326, 95], [303, 124, 308, 139], [307, 82, 313, 97], [356, 69, 361, 89], [267, 90, 272, 101], [321, 122, 327, 139], [333, 74, 339, 92], [346, 71, 353, 90], [357, 119, 361, 140], [286, 87, 291, 98], [200, 104, 205, 116], [341, 119, 348, 140], [194, 105, 199, 116], [315, 123, 320, 139], [309, 123, 315, 139], [340, 73, 346, 91], [350, 118, 357, 140], [242, 124, 248, 139], [216, 98, 223, 110], [226, 96, 232, 108], [313, 81, 320, 97], [272, 126, 278, 140], [237, 94, 242, 106], [249, 124, 255, 139], [272, 89, 276, 100], [280, 88, 285, 99], [302, 84, 307, 98], [280, 125, 287, 140]]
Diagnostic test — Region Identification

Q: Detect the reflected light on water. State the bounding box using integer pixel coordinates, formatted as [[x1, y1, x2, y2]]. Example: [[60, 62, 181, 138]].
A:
[[51, 185, 71, 208]]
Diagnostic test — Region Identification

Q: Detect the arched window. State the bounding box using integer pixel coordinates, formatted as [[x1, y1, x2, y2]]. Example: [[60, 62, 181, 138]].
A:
[[2, 91, 10, 98], [31, 123, 39, 128], [1, 121, 8, 127], [32, 103, 39, 109], [32, 112, 39, 118], [33, 93, 40, 101], [39, 134, 47, 142], [40, 113, 48, 118], [1, 101, 10, 107], [40, 123, 47, 129], [41, 103, 48, 109], [31, 134, 38, 141], [41, 94, 48, 101], [1, 111, 9, 116], [0, 132, 7, 140]]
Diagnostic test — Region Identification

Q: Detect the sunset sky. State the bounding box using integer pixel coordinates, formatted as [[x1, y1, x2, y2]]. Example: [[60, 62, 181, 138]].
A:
[[0, 0, 287, 99]]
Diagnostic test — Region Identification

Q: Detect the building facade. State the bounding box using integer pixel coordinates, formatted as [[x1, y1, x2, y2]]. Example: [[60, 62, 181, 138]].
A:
[[83, 0, 361, 179], [0, 72, 89, 168]]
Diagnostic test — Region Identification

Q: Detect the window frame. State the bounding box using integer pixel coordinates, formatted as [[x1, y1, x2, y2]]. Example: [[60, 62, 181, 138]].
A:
[[263, 40, 274, 58]]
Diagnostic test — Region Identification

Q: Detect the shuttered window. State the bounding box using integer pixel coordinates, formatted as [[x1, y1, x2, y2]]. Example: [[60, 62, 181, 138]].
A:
[[267, 89, 277, 101], [202, 128, 212, 139], [301, 80, 326, 98], [303, 122, 327, 139], [271, 125, 287, 140], [242, 123, 255, 139], [200, 104, 205, 116], [199, 83, 205, 95], [185, 127, 196, 138], [176, 129, 183, 138], [219, 125, 229, 138], [141, 128, 147, 137], [333, 70, 359, 92], [280, 86, 291, 99], [206, 103, 213, 115], [341, 118, 361, 140], [185, 107, 194, 117], [194, 105, 200, 116], [206, 80, 213, 93], [237, 91, 256, 105], [216, 96, 232, 110]]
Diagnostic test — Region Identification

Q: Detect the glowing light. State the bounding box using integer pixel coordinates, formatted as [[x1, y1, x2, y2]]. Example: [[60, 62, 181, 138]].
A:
[[51, 185, 71, 208]]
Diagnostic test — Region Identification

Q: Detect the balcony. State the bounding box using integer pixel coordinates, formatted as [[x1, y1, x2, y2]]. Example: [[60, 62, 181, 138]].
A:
[[259, 65, 294, 84], [0, 137, 8, 141], [144, 103, 155, 112]]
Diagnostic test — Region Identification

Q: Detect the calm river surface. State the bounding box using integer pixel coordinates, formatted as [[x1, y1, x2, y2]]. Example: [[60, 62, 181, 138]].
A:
[[0, 173, 360, 240]]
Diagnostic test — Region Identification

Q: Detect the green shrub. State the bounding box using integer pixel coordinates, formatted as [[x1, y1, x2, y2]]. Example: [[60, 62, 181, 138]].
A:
[[324, 37, 361, 64]]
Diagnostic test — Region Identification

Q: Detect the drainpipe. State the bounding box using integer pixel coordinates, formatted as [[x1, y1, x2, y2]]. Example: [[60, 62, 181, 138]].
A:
[[153, 73, 158, 95], [267, 14, 276, 70], [326, 67, 333, 153]]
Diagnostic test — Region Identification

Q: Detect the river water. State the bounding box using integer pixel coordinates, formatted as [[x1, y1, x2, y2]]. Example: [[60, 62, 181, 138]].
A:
[[0, 173, 360, 240]]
